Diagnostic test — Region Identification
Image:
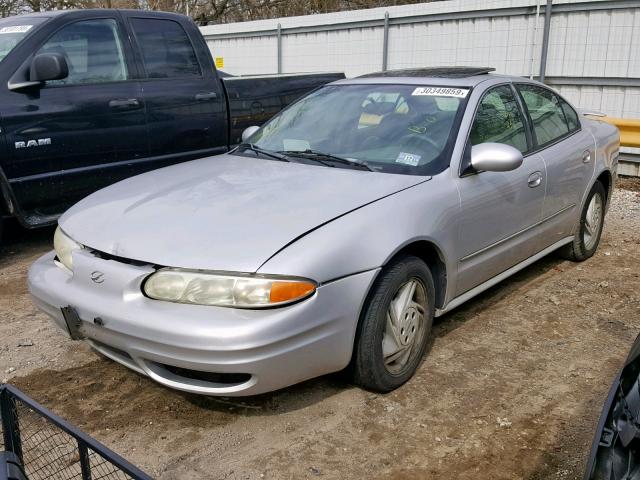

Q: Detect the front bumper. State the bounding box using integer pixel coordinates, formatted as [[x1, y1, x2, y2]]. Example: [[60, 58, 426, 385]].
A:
[[28, 250, 378, 396]]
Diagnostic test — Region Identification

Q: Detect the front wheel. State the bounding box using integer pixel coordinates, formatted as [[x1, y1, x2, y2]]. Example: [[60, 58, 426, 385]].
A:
[[562, 181, 607, 262], [352, 255, 435, 392]]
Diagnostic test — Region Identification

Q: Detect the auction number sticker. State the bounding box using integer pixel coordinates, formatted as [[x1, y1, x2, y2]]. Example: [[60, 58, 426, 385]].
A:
[[0, 25, 33, 34], [412, 87, 469, 98]]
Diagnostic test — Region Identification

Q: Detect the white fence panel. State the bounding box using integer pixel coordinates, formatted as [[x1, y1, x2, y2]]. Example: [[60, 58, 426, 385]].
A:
[[201, 0, 640, 157]]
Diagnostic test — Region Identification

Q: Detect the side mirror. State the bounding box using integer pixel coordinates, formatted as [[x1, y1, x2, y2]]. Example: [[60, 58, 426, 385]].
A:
[[241, 126, 260, 143], [30, 53, 69, 83], [470, 143, 523, 172]]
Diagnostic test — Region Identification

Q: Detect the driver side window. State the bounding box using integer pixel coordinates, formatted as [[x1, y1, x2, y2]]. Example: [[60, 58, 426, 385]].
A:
[[470, 85, 528, 154], [37, 19, 128, 86]]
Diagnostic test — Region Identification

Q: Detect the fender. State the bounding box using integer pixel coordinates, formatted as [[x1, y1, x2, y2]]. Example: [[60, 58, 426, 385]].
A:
[[579, 116, 619, 223], [378, 235, 452, 307], [571, 165, 614, 237]]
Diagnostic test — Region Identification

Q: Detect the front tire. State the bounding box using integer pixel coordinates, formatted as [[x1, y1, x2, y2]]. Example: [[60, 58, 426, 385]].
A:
[[562, 181, 606, 262], [352, 255, 435, 392]]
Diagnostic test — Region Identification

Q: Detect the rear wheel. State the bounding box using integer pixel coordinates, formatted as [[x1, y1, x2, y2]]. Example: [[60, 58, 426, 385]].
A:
[[352, 255, 435, 392], [562, 181, 606, 261]]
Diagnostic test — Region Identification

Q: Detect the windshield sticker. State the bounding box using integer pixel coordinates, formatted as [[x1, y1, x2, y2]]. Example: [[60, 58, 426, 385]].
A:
[[396, 152, 421, 166], [283, 139, 310, 151], [412, 87, 469, 98], [0, 25, 33, 34]]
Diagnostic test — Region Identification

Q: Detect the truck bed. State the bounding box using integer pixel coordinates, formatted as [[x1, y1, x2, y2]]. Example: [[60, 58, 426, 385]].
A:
[[222, 72, 345, 145]]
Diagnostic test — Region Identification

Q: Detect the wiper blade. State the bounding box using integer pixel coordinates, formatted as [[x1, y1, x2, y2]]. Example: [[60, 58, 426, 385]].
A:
[[236, 143, 290, 162], [278, 149, 373, 172]]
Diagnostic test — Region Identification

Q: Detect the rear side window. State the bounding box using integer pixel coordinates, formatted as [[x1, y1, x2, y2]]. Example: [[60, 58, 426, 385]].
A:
[[470, 85, 528, 153], [559, 98, 580, 132], [130, 18, 201, 79], [37, 19, 128, 85], [517, 84, 571, 147]]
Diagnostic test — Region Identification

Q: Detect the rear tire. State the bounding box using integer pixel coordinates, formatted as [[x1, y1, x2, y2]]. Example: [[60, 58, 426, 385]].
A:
[[352, 255, 435, 393], [561, 181, 606, 262]]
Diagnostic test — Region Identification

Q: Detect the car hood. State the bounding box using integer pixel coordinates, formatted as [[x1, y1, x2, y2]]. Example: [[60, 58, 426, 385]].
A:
[[60, 154, 428, 273]]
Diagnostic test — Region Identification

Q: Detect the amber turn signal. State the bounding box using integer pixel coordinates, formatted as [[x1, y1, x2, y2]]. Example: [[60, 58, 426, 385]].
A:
[[270, 281, 316, 304]]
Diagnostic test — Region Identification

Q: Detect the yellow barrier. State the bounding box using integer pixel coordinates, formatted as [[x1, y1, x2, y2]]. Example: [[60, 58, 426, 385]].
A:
[[586, 115, 640, 148]]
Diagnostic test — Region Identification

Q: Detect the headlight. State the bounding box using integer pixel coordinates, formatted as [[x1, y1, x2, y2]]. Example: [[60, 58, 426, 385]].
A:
[[143, 269, 316, 308], [53, 226, 82, 272]]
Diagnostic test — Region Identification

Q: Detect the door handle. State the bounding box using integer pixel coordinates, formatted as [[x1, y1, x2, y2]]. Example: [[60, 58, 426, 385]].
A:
[[582, 150, 592, 163], [195, 92, 218, 101], [109, 98, 140, 109], [528, 171, 543, 188]]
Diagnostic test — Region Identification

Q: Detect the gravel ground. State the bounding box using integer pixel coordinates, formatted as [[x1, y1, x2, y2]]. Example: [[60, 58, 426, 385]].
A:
[[1, 178, 639, 479]]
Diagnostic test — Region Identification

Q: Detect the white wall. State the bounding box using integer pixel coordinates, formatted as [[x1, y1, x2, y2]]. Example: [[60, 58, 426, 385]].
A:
[[385, 14, 541, 77], [201, 0, 640, 125]]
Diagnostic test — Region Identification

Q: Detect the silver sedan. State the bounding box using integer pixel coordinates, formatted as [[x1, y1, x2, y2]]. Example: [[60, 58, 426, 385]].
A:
[[29, 67, 620, 396]]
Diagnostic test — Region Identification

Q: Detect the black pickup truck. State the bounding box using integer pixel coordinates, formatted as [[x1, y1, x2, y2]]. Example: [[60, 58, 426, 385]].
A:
[[0, 9, 343, 236]]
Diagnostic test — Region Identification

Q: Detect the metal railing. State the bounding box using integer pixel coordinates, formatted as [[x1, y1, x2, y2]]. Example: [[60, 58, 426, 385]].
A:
[[584, 114, 640, 176], [590, 116, 640, 149], [0, 384, 152, 480]]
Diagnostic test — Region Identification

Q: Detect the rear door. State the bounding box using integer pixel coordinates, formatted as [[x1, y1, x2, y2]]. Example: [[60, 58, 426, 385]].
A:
[[454, 84, 547, 296], [2, 14, 147, 220], [125, 14, 227, 162], [515, 83, 596, 244]]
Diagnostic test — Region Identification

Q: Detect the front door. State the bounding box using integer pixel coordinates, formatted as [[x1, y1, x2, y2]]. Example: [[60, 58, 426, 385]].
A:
[[2, 14, 147, 220], [454, 84, 546, 296]]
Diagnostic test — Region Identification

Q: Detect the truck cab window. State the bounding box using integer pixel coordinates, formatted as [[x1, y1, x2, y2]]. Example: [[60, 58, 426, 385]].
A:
[[37, 19, 128, 85], [130, 18, 201, 79]]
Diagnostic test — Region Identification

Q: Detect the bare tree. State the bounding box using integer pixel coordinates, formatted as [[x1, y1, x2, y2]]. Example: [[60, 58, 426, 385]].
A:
[[0, 0, 28, 17], [4, 0, 441, 22]]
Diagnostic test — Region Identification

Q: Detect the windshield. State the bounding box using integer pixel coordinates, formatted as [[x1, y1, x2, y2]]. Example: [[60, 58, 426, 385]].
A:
[[0, 17, 46, 63], [245, 84, 469, 175]]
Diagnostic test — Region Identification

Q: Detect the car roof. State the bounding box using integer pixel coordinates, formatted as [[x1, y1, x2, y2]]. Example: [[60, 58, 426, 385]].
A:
[[336, 66, 523, 88]]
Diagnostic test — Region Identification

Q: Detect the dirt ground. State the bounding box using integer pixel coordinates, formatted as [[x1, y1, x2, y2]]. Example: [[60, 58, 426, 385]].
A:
[[1, 179, 639, 480]]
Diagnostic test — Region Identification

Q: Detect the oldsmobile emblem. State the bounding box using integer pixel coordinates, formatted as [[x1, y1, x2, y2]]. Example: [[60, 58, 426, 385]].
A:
[[90, 271, 105, 284]]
